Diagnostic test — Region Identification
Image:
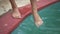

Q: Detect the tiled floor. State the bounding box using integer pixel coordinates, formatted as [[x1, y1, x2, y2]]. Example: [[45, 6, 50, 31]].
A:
[[0, 0, 30, 16]]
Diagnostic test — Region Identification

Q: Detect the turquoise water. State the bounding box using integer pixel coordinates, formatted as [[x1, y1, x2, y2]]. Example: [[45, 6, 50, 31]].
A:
[[12, 2, 60, 34]]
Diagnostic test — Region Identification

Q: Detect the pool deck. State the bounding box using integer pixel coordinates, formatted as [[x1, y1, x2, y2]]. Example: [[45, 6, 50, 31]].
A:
[[0, 0, 30, 16]]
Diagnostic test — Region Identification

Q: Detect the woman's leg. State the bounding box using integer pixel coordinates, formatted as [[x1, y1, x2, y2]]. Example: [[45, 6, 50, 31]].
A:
[[9, 0, 21, 18], [30, 0, 43, 27]]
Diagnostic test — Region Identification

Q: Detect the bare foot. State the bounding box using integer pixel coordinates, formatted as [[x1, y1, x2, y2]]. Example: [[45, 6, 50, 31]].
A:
[[12, 9, 21, 18], [35, 14, 43, 27], [35, 18, 43, 27]]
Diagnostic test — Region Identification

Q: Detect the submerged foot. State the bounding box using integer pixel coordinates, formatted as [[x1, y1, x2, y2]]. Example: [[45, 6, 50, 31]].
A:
[[35, 18, 43, 27], [35, 14, 43, 27]]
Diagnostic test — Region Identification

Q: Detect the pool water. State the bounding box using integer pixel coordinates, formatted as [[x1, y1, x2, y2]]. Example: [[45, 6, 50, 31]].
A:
[[12, 2, 60, 34]]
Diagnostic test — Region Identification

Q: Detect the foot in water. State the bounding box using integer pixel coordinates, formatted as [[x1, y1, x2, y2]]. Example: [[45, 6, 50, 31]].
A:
[[35, 14, 43, 27]]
